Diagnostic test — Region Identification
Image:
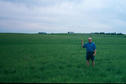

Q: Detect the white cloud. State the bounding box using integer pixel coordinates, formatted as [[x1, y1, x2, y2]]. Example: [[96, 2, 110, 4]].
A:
[[0, 0, 126, 33]]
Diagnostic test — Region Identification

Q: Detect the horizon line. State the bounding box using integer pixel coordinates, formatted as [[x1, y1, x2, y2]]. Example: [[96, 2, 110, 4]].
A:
[[0, 32, 125, 34]]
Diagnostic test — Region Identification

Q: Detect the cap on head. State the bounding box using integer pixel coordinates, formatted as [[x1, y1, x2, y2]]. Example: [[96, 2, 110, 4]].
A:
[[88, 37, 92, 40]]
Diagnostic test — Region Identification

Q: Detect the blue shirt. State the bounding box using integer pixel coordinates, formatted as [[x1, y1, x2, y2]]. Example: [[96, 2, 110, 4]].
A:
[[83, 42, 96, 52]]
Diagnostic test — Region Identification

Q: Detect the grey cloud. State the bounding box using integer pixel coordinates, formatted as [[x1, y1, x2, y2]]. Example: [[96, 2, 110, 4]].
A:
[[0, 0, 126, 33]]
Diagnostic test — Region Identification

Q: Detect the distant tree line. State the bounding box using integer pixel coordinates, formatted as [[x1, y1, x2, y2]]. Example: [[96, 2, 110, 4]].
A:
[[91, 32, 124, 35], [38, 32, 47, 34], [68, 32, 74, 34], [38, 32, 124, 35]]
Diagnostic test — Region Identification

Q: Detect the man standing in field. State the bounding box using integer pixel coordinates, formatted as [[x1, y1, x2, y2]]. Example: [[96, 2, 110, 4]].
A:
[[81, 37, 96, 67]]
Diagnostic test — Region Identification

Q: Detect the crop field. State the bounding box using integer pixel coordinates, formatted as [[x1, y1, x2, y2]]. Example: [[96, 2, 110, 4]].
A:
[[0, 33, 126, 83]]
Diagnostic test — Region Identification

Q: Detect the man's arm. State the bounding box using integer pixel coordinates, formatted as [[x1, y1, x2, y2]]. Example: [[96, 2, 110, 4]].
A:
[[93, 43, 96, 56], [93, 49, 96, 56]]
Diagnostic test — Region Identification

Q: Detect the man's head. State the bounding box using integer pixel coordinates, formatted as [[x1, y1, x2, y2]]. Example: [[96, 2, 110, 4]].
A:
[[88, 37, 92, 43]]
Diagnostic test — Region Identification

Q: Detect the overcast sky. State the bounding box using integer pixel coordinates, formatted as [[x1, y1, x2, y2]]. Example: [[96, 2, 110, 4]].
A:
[[0, 0, 126, 33]]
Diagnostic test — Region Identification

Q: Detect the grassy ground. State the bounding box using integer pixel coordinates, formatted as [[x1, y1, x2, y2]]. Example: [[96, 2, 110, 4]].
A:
[[0, 33, 126, 83]]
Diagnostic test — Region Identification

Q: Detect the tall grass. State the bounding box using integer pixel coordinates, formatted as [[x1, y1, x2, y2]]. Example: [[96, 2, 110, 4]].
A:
[[0, 33, 126, 83]]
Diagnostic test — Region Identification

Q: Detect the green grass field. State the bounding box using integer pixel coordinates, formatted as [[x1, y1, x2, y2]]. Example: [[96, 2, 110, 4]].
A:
[[0, 33, 126, 83]]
